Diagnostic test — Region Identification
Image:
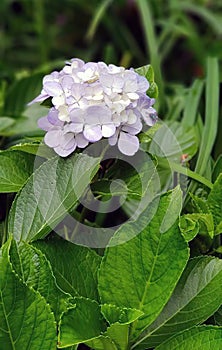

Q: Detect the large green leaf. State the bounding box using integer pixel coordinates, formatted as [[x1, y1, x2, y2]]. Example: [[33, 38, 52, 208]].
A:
[[155, 326, 222, 350], [8, 152, 100, 242], [134, 256, 222, 349], [0, 238, 57, 349], [10, 141, 55, 158], [0, 150, 35, 192], [9, 239, 71, 321], [33, 235, 101, 301], [98, 187, 189, 340], [148, 121, 198, 162], [58, 297, 106, 348]]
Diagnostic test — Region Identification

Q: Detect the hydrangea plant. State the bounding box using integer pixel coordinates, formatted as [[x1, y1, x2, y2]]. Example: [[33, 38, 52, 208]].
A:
[[0, 56, 221, 350], [30, 59, 158, 156]]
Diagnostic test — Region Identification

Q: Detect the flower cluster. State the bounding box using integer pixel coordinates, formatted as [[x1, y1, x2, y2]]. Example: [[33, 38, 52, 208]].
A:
[[31, 59, 157, 156]]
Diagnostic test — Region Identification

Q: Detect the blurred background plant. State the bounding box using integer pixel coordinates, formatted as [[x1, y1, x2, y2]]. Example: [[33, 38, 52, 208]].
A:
[[0, 0, 222, 234], [1, 0, 221, 129]]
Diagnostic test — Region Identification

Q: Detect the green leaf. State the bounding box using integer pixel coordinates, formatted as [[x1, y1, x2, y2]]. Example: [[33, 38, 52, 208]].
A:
[[180, 215, 200, 242], [98, 187, 189, 340], [33, 234, 101, 301], [148, 121, 198, 162], [58, 297, 106, 348], [206, 173, 222, 229], [135, 65, 154, 82], [10, 141, 55, 158], [0, 150, 35, 193], [155, 326, 222, 350], [101, 304, 143, 325], [85, 336, 117, 350], [105, 324, 129, 350], [179, 213, 214, 241], [0, 238, 57, 349], [213, 306, 222, 326], [182, 79, 204, 127], [135, 64, 158, 99], [2, 104, 48, 136], [134, 256, 222, 349], [101, 305, 143, 350], [9, 239, 71, 321], [190, 193, 210, 213], [0, 117, 15, 134], [8, 152, 100, 242]]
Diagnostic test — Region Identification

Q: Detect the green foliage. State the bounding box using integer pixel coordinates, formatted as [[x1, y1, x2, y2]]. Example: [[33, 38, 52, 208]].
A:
[[1, 1, 222, 349], [7, 153, 100, 242], [135, 65, 159, 99], [0, 239, 57, 349], [155, 326, 222, 350], [98, 187, 189, 341], [134, 256, 222, 348], [33, 235, 102, 301], [0, 150, 35, 192]]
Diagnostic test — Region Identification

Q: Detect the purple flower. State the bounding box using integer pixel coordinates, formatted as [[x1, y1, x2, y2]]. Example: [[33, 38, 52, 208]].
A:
[[31, 59, 158, 156]]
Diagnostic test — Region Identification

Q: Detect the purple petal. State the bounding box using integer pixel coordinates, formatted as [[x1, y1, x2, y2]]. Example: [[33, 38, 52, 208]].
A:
[[83, 125, 102, 142], [38, 116, 51, 131], [102, 124, 116, 138], [85, 105, 111, 124], [108, 130, 118, 146], [44, 129, 62, 147], [61, 75, 74, 89], [137, 75, 149, 92], [142, 107, 158, 126], [47, 108, 63, 126], [43, 81, 63, 96], [60, 133, 76, 150], [70, 108, 85, 123], [122, 118, 142, 135], [118, 132, 139, 156], [54, 143, 76, 157], [75, 133, 89, 148], [64, 122, 83, 134], [28, 91, 49, 106]]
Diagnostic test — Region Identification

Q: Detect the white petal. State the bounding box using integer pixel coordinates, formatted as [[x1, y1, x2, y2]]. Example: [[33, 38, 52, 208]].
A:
[[118, 132, 139, 156], [102, 124, 116, 138], [83, 125, 102, 142], [127, 92, 139, 100]]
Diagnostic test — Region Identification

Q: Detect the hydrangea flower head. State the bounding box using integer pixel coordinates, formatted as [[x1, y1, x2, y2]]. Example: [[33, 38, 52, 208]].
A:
[[31, 59, 158, 156]]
